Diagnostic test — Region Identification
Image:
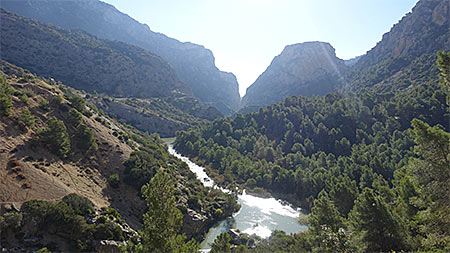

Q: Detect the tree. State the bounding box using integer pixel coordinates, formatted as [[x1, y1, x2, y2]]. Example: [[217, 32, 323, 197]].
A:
[[307, 192, 349, 252], [39, 116, 70, 157], [210, 232, 231, 253], [139, 170, 198, 252], [0, 75, 12, 116], [407, 119, 450, 250], [74, 123, 97, 151], [67, 108, 83, 127], [19, 108, 35, 129], [437, 51, 450, 87], [348, 188, 408, 252]]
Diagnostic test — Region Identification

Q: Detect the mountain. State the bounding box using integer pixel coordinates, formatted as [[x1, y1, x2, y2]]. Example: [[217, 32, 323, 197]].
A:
[[347, 0, 450, 91], [0, 9, 189, 98], [0, 9, 221, 137], [241, 42, 346, 110], [0, 61, 238, 251], [1, 0, 241, 115]]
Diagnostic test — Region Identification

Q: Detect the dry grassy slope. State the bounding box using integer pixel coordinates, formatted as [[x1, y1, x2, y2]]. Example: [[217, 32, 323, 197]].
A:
[[0, 70, 145, 228]]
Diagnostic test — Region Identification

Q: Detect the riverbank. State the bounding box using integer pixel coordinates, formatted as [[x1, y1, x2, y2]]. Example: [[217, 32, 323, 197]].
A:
[[162, 138, 307, 250]]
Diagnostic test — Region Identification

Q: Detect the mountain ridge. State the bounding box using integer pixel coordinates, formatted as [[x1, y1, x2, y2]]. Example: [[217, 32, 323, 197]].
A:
[[1, 0, 241, 114], [241, 41, 346, 109]]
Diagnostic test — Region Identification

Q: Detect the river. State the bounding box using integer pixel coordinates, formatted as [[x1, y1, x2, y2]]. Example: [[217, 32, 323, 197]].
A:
[[165, 140, 307, 250]]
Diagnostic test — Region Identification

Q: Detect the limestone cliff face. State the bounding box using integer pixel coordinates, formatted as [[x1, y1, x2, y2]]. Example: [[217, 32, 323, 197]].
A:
[[348, 0, 450, 90], [241, 42, 346, 108], [2, 0, 241, 115]]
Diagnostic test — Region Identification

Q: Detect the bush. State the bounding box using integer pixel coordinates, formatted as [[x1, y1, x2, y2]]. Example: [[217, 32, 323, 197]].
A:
[[0, 75, 13, 116], [62, 193, 95, 216], [74, 123, 97, 151], [38, 98, 50, 111], [20, 93, 29, 104], [19, 109, 35, 129], [108, 174, 120, 188], [68, 94, 86, 112], [67, 108, 83, 127], [39, 116, 71, 157], [51, 95, 63, 107], [0, 211, 23, 230]]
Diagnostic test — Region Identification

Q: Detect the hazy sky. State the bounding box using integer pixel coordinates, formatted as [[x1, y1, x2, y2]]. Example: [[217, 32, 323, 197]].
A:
[[103, 0, 419, 96]]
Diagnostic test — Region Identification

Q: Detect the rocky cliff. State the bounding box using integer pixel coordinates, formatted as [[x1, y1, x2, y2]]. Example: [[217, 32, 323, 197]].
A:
[[2, 0, 241, 115], [0, 9, 190, 99], [347, 0, 450, 91], [241, 41, 346, 109]]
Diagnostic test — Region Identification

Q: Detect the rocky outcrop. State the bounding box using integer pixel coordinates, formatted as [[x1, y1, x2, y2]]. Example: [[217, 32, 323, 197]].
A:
[[347, 0, 450, 90], [241, 42, 346, 109], [2, 0, 241, 114]]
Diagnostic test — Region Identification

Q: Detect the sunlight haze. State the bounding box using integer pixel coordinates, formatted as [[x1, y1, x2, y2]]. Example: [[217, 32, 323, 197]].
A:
[[102, 0, 419, 96]]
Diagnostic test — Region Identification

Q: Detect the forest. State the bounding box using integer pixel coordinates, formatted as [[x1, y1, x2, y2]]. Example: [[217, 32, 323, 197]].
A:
[[175, 51, 450, 252]]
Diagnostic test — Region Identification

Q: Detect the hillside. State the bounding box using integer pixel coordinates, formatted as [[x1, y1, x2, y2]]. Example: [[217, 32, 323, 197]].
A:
[[0, 9, 222, 137], [347, 0, 450, 91], [241, 42, 346, 110], [1, 0, 241, 115], [0, 9, 189, 99], [0, 61, 239, 251]]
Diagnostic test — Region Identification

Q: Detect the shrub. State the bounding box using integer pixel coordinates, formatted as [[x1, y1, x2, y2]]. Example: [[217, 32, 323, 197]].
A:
[[108, 174, 120, 188], [62, 193, 95, 216], [67, 108, 83, 127], [0, 75, 13, 116], [39, 116, 71, 157], [51, 95, 63, 107], [0, 211, 23, 230], [19, 109, 35, 129], [68, 94, 86, 112], [20, 94, 29, 104], [74, 123, 97, 151], [38, 98, 50, 111]]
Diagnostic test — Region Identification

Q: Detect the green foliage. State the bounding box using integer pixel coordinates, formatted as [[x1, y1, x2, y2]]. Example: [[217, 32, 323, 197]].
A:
[[38, 98, 50, 111], [210, 232, 231, 253], [68, 94, 84, 111], [0, 74, 13, 116], [108, 173, 120, 188], [74, 122, 97, 151], [6, 194, 134, 251], [62, 193, 95, 216], [406, 119, 450, 250], [437, 51, 450, 87], [348, 188, 408, 252], [19, 108, 35, 129], [174, 51, 450, 253], [51, 95, 63, 107], [139, 170, 199, 252], [67, 108, 83, 127], [0, 211, 23, 230], [39, 116, 71, 157], [36, 248, 51, 253]]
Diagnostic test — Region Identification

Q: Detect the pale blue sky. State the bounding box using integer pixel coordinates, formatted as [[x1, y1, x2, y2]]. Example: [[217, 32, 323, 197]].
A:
[[103, 0, 419, 96]]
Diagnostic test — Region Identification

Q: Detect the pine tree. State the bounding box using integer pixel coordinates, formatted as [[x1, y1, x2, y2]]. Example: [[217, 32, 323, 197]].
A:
[[139, 170, 199, 252], [39, 116, 70, 157]]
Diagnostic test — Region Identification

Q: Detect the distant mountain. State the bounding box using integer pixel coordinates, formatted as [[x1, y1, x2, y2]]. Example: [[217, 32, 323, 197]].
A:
[[241, 42, 346, 109], [347, 0, 450, 91], [1, 0, 241, 115], [0, 10, 221, 136], [0, 9, 189, 99], [344, 56, 361, 67]]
